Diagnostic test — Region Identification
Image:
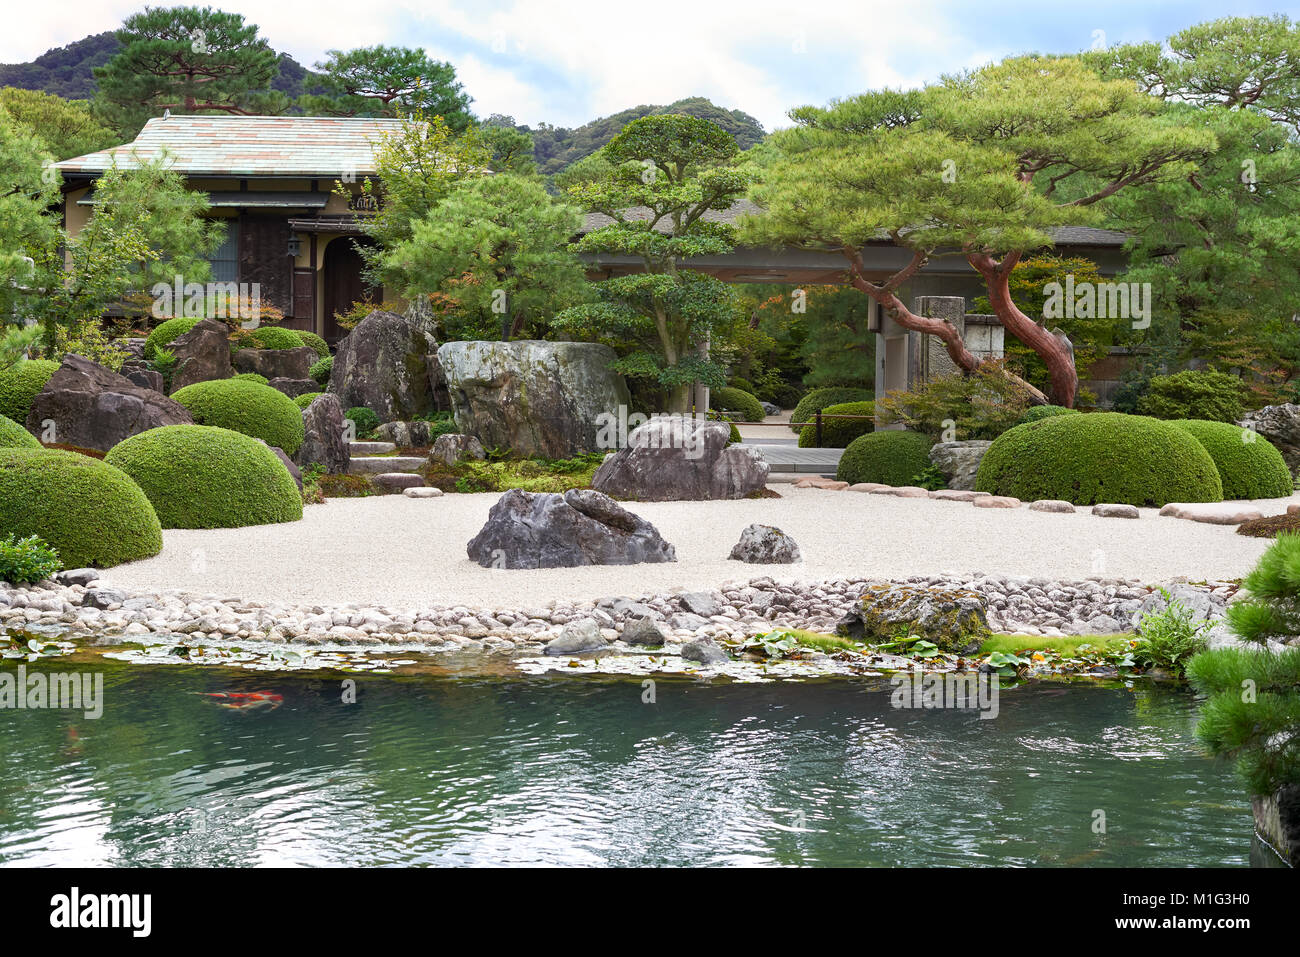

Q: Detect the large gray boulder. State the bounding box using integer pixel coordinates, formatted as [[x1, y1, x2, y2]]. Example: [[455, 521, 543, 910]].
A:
[[169, 318, 232, 391], [466, 488, 676, 569], [591, 416, 769, 501], [297, 393, 350, 473], [26, 355, 192, 451], [837, 582, 991, 654], [1239, 404, 1300, 477], [437, 340, 629, 458], [233, 345, 316, 381], [929, 440, 993, 491], [328, 310, 446, 422]]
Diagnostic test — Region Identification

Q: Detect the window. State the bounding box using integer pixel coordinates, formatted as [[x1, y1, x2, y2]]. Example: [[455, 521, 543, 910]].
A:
[[208, 220, 238, 282]]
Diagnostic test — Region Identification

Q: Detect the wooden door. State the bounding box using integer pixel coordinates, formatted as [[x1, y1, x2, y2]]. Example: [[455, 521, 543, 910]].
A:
[[322, 238, 378, 342]]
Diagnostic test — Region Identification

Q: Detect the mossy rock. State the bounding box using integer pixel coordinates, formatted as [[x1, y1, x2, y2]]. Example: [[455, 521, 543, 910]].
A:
[[172, 379, 305, 455], [790, 386, 875, 433], [711, 386, 765, 422], [0, 359, 59, 423], [837, 430, 933, 485], [0, 447, 162, 568], [1169, 418, 1293, 500], [837, 582, 990, 654], [105, 425, 302, 529], [144, 316, 201, 359], [0, 413, 40, 449], [799, 400, 874, 448], [295, 330, 330, 358], [974, 412, 1223, 507]]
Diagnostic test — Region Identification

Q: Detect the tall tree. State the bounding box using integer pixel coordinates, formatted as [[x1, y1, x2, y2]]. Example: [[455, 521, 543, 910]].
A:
[[0, 88, 116, 159], [553, 114, 750, 412], [302, 46, 472, 130], [93, 6, 288, 135]]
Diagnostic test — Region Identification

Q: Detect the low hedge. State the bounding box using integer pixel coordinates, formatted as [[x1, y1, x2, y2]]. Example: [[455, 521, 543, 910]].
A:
[[974, 412, 1224, 507], [295, 330, 330, 358], [232, 373, 268, 385], [105, 425, 302, 529], [0, 359, 59, 423], [799, 400, 874, 448], [0, 413, 40, 449], [172, 379, 305, 455], [144, 316, 201, 359], [294, 392, 324, 409], [309, 354, 333, 385], [1137, 369, 1245, 423], [1170, 419, 1294, 500], [0, 448, 162, 568], [1019, 404, 1080, 424], [837, 430, 933, 486], [245, 326, 305, 351], [711, 386, 765, 423], [791, 387, 874, 434]]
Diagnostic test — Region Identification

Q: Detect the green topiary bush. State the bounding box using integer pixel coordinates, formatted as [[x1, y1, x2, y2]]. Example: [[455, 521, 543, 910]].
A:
[[295, 330, 330, 358], [727, 376, 756, 394], [245, 326, 305, 350], [799, 400, 875, 448], [172, 379, 305, 455], [105, 425, 302, 529], [710, 386, 765, 423], [294, 392, 323, 409], [0, 413, 40, 449], [143, 316, 201, 359], [790, 387, 874, 433], [0, 359, 59, 423], [974, 412, 1224, 507], [309, 354, 333, 385], [232, 373, 268, 385], [0, 533, 61, 584], [1137, 369, 1245, 423], [345, 406, 380, 439], [1019, 404, 1081, 424], [706, 410, 742, 444], [1169, 419, 1294, 501], [0, 448, 162, 568], [837, 430, 933, 486]]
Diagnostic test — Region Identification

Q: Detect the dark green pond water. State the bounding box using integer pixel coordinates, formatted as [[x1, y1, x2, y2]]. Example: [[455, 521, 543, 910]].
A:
[[0, 662, 1253, 866]]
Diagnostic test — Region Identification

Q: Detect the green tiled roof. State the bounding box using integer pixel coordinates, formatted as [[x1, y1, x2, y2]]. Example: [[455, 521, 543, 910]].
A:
[[55, 115, 408, 177]]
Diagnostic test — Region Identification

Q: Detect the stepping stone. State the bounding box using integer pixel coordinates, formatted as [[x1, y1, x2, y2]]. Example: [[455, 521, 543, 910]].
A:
[[1289, 504, 1300, 516], [350, 441, 396, 455], [849, 483, 889, 492], [347, 455, 427, 475], [973, 495, 1021, 508], [929, 489, 982, 502], [1092, 503, 1140, 519], [403, 486, 444, 499], [371, 473, 426, 493], [1159, 502, 1263, 525], [1029, 499, 1076, 513], [792, 476, 848, 490], [870, 486, 929, 498]]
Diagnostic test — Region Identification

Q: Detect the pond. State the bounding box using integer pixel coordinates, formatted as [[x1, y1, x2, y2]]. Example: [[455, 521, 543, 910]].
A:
[[0, 660, 1253, 866]]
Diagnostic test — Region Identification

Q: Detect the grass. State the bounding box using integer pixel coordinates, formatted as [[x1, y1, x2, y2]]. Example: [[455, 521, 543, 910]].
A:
[[978, 633, 1133, 657]]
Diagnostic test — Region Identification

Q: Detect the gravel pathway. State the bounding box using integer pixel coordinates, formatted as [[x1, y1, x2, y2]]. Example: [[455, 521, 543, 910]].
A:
[[103, 487, 1294, 612]]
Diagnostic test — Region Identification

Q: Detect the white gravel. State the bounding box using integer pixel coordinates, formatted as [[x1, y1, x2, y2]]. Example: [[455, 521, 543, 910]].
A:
[[102, 487, 1295, 613]]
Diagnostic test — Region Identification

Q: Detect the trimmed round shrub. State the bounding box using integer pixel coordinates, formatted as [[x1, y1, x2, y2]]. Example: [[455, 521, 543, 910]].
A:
[[727, 376, 756, 394], [105, 425, 302, 529], [309, 354, 333, 385], [837, 430, 933, 486], [294, 392, 323, 409], [710, 386, 765, 423], [345, 406, 380, 438], [0, 359, 59, 423], [233, 372, 268, 385], [974, 412, 1223, 507], [246, 326, 305, 350], [799, 400, 874, 448], [1136, 369, 1245, 423], [1019, 404, 1081, 424], [144, 316, 201, 359], [295, 330, 330, 358], [1169, 419, 1293, 500], [0, 448, 162, 568], [172, 379, 305, 455], [0, 413, 39, 449], [791, 387, 874, 433]]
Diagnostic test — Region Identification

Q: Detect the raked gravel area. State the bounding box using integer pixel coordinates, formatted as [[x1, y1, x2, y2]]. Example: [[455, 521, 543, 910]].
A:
[[103, 486, 1299, 611]]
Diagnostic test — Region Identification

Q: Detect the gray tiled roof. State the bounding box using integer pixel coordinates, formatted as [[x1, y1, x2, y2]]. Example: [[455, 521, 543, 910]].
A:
[[55, 115, 407, 177], [580, 199, 1128, 247]]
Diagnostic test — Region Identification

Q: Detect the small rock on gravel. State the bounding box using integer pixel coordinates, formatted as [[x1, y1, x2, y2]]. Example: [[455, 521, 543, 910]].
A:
[[403, 486, 444, 498], [1029, 500, 1076, 514], [728, 523, 801, 564], [974, 496, 1021, 509], [544, 618, 607, 655], [1092, 504, 1140, 519]]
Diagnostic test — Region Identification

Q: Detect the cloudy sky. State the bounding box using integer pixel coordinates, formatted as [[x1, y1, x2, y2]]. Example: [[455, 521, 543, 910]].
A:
[[7, 0, 1300, 130]]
